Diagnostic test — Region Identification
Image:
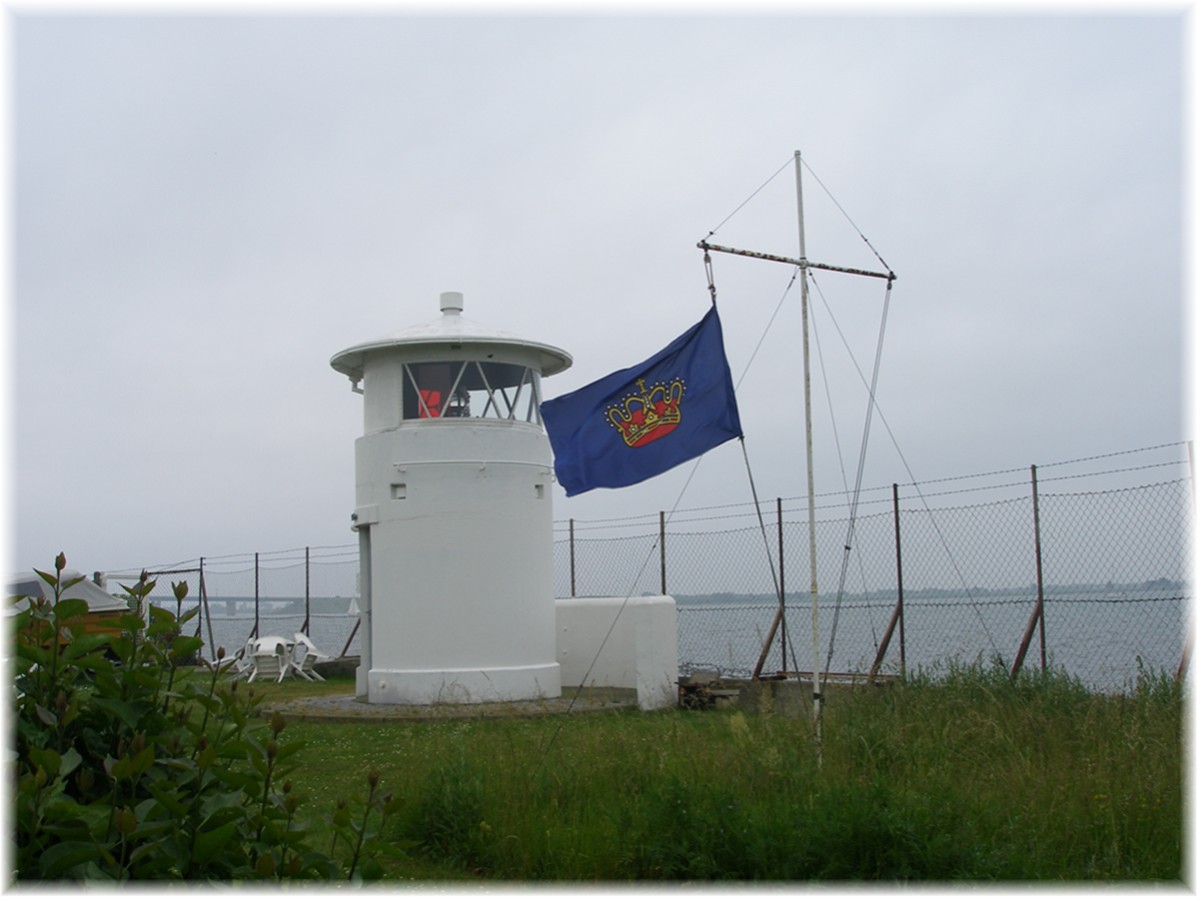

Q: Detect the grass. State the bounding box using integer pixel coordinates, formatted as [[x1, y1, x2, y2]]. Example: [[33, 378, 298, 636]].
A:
[[241, 663, 1185, 883]]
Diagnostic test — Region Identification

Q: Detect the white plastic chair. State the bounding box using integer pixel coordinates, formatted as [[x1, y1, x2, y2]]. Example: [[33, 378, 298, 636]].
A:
[[229, 638, 257, 682], [248, 636, 289, 684], [289, 641, 316, 681], [291, 632, 328, 681]]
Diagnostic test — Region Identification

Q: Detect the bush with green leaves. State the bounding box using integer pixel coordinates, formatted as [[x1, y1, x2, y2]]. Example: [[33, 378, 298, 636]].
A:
[[11, 554, 401, 882]]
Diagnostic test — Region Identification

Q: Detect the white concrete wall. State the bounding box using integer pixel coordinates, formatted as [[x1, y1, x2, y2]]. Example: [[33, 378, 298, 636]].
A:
[[555, 596, 678, 710], [361, 354, 405, 433], [355, 418, 560, 705]]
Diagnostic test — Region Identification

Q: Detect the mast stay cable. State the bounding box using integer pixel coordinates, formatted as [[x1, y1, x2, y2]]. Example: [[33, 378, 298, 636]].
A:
[[695, 153, 1003, 684], [700, 153, 898, 687], [812, 271, 894, 687], [784, 159, 1002, 672], [804, 275, 1004, 665]]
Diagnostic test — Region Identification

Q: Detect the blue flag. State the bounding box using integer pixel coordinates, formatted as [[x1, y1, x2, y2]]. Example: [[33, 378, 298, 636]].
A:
[[541, 306, 743, 496]]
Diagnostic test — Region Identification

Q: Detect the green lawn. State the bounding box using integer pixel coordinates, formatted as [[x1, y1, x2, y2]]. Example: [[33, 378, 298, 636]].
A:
[[251, 665, 1185, 882]]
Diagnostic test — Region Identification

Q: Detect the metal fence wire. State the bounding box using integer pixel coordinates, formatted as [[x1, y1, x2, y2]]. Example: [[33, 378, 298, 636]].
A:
[[556, 448, 1192, 693], [106, 444, 1191, 694], [107, 546, 363, 663]]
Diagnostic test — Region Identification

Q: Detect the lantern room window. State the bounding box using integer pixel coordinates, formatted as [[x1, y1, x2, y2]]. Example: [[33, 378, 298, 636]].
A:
[[401, 360, 542, 423]]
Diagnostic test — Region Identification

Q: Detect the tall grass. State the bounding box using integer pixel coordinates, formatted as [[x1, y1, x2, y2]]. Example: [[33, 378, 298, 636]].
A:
[[278, 663, 1184, 882]]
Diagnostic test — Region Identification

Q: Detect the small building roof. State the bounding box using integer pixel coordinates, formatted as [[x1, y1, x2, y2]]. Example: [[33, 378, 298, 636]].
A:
[[5, 570, 130, 614], [330, 292, 573, 382]]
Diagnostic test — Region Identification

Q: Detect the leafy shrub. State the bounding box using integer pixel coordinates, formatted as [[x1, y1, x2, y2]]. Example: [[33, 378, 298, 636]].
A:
[[11, 554, 399, 883]]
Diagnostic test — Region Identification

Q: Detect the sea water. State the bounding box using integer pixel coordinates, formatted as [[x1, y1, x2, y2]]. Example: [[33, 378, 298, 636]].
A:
[[199, 610, 362, 662], [185, 588, 1184, 694], [674, 588, 1185, 692]]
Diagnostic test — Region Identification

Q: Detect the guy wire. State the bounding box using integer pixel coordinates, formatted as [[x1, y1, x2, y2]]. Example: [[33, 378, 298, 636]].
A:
[[701, 154, 795, 242]]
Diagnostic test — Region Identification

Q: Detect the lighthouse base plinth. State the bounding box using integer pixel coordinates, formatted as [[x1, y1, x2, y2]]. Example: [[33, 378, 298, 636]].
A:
[[363, 662, 561, 706]]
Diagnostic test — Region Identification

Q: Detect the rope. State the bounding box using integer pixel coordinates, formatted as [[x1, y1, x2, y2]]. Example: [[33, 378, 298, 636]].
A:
[[701, 154, 794, 242]]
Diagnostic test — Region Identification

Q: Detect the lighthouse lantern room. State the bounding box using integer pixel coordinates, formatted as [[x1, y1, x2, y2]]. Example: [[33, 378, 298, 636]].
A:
[[330, 292, 572, 705]]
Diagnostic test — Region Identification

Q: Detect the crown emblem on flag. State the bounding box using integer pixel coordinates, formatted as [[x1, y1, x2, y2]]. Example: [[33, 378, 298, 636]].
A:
[[607, 377, 685, 448]]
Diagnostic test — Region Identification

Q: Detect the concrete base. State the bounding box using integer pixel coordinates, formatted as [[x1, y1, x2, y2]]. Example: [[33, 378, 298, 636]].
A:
[[363, 662, 561, 705], [728, 678, 811, 717], [556, 596, 678, 710]]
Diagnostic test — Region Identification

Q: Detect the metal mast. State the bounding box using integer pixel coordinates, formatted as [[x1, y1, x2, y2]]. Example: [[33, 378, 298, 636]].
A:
[[794, 150, 824, 765], [696, 152, 895, 768]]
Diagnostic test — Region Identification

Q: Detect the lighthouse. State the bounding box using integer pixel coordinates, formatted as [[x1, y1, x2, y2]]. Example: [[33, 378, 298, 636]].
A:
[[330, 292, 572, 705]]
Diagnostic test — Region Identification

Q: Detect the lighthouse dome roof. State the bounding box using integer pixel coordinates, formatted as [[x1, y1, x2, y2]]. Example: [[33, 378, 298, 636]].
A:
[[330, 292, 572, 381]]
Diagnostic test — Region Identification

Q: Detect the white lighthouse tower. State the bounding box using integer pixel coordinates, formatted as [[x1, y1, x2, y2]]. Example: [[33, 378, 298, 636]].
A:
[[331, 292, 572, 705]]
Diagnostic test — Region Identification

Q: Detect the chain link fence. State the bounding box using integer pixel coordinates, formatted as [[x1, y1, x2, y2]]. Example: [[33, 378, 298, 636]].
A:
[[557, 445, 1192, 693], [105, 546, 362, 663], [103, 444, 1190, 694]]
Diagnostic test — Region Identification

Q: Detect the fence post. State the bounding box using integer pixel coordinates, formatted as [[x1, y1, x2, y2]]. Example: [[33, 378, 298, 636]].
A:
[[659, 510, 666, 595], [1036, 468, 1047, 671], [897, 485, 907, 677], [869, 483, 906, 683], [192, 559, 203, 642], [253, 552, 260, 640], [753, 498, 788, 680], [1011, 464, 1047, 679], [200, 557, 215, 658], [569, 519, 576, 598], [1178, 443, 1195, 684], [303, 546, 311, 635], [778, 497, 787, 672]]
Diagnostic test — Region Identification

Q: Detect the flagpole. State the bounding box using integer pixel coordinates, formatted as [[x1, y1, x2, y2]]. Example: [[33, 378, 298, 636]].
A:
[[794, 149, 823, 767]]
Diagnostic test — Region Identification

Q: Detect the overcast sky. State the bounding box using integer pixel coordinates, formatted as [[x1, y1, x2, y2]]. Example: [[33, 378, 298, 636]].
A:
[[6, 5, 1191, 577]]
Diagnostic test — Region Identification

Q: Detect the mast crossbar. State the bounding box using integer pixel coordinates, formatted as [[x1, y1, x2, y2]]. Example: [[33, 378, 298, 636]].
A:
[[697, 240, 895, 282]]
